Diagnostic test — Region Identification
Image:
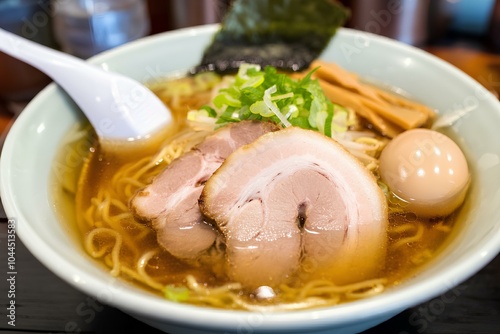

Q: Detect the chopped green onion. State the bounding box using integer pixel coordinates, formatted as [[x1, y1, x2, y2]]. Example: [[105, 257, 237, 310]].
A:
[[191, 63, 346, 137], [264, 85, 291, 127], [164, 285, 190, 302], [271, 92, 294, 101], [250, 100, 274, 117]]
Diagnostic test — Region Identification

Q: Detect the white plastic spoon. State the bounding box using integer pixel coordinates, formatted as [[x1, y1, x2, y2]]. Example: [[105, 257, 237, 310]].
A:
[[0, 28, 171, 144]]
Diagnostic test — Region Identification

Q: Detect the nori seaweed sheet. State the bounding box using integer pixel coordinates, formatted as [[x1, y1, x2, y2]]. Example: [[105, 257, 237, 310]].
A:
[[191, 0, 350, 74]]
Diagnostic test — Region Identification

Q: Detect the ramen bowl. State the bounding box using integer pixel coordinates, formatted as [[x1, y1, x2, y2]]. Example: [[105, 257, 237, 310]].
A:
[[2, 25, 500, 334]]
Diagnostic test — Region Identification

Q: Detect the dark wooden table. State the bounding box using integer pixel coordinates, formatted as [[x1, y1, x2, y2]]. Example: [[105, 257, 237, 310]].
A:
[[1, 46, 499, 334]]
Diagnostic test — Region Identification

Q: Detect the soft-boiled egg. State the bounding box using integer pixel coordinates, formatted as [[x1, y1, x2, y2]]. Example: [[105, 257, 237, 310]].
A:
[[379, 128, 470, 217]]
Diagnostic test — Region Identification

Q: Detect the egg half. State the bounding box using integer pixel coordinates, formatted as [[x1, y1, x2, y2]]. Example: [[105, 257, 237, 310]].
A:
[[379, 128, 470, 217]]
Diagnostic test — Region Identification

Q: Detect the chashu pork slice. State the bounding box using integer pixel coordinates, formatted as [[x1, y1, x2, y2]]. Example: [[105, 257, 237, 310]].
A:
[[199, 127, 388, 288], [130, 121, 280, 260]]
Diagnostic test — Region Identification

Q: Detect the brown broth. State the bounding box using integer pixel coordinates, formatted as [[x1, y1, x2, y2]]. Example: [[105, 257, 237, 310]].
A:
[[51, 74, 468, 309]]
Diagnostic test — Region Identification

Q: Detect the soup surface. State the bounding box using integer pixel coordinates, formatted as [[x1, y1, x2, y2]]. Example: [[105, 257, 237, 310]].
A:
[[53, 64, 467, 311]]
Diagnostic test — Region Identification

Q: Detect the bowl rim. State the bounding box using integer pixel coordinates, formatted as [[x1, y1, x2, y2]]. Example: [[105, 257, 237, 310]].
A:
[[2, 25, 500, 331]]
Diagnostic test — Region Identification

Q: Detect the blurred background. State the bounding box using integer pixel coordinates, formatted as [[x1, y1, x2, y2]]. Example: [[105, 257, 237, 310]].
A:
[[0, 0, 499, 114]]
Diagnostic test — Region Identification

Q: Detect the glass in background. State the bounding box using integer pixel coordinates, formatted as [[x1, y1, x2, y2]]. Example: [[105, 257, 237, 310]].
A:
[[448, 0, 496, 36], [167, 0, 228, 29], [346, 0, 430, 46], [52, 0, 151, 59], [427, 0, 497, 51], [147, 0, 230, 34]]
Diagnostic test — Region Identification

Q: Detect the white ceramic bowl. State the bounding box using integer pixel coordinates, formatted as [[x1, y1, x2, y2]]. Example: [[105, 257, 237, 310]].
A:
[[2, 25, 500, 334]]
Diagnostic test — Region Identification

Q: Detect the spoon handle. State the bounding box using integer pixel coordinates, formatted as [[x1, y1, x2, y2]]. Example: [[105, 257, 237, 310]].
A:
[[0, 28, 105, 96], [0, 28, 171, 142]]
